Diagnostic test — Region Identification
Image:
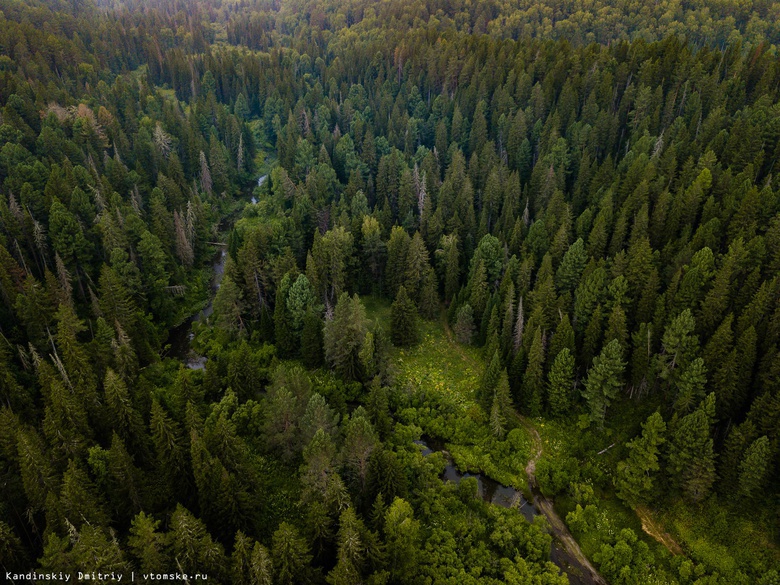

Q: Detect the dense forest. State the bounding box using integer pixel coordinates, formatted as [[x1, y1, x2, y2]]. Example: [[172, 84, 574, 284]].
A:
[[1, 0, 780, 583]]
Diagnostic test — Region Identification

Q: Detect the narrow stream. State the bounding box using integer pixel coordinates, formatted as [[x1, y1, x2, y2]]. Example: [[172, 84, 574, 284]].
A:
[[166, 248, 227, 369], [415, 438, 592, 585], [167, 174, 266, 366]]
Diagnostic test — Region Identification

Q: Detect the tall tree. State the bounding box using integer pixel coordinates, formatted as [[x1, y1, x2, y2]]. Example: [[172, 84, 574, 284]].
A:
[[615, 412, 666, 504], [582, 339, 626, 427]]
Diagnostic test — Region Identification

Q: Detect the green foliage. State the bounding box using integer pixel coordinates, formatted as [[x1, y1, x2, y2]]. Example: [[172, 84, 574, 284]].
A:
[[390, 285, 418, 347], [616, 412, 666, 505], [324, 293, 370, 381], [582, 339, 626, 427], [547, 348, 575, 417]]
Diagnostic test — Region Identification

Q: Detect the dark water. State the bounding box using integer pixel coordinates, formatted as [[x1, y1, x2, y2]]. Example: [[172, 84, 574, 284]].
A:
[[415, 438, 590, 585], [166, 248, 227, 369]]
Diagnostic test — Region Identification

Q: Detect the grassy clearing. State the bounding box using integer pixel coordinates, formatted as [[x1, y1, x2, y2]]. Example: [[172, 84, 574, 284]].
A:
[[661, 499, 780, 576], [363, 297, 532, 489], [364, 296, 483, 408]]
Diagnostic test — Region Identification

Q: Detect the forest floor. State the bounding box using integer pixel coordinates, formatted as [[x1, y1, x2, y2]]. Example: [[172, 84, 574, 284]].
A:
[[634, 505, 684, 555]]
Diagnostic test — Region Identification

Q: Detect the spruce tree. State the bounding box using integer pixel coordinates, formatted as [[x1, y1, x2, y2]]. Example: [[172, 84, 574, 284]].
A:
[[522, 327, 546, 416], [737, 435, 771, 501], [272, 522, 312, 585], [616, 412, 666, 504], [453, 304, 476, 345], [390, 286, 419, 347], [323, 293, 369, 381], [481, 350, 502, 408], [555, 238, 588, 293], [547, 348, 575, 417], [582, 339, 626, 427], [668, 393, 717, 503]]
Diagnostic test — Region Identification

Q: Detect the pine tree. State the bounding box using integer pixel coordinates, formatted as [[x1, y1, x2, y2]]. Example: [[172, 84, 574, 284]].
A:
[[390, 285, 419, 347], [616, 412, 666, 504], [547, 348, 575, 417], [582, 339, 626, 427]]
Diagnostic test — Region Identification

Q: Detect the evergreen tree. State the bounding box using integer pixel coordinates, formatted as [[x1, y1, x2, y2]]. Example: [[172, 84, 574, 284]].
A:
[[271, 522, 311, 585], [384, 498, 420, 583], [522, 327, 546, 416], [547, 348, 575, 417], [453, 304, 476, 345], [390, 285, 419, 347], [657, 309, 699, 387], [481, 350, 502, 408], [555, 238, 588, 293], [616, 412, 666, 504], [737, 436, 771, 501], [668, 393, 717, 503], [490, 371, 514, 438], [128, 512, 169, 573], [582, 339, 626, 427], [323, 293, 369, 381]]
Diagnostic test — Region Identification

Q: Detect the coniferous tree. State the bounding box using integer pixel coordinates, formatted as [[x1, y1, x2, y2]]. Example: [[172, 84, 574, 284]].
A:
[[582, 339, 626, 427], [390, 286, 418, 347], [453, 304, 476, 345], [667, 393, 717, 503], [522, 327, 546, 416], [547, 348, 575, 417], [616, 412, 666, 504], [737, 436, 771, 501], [324, 293, 369, 381]]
